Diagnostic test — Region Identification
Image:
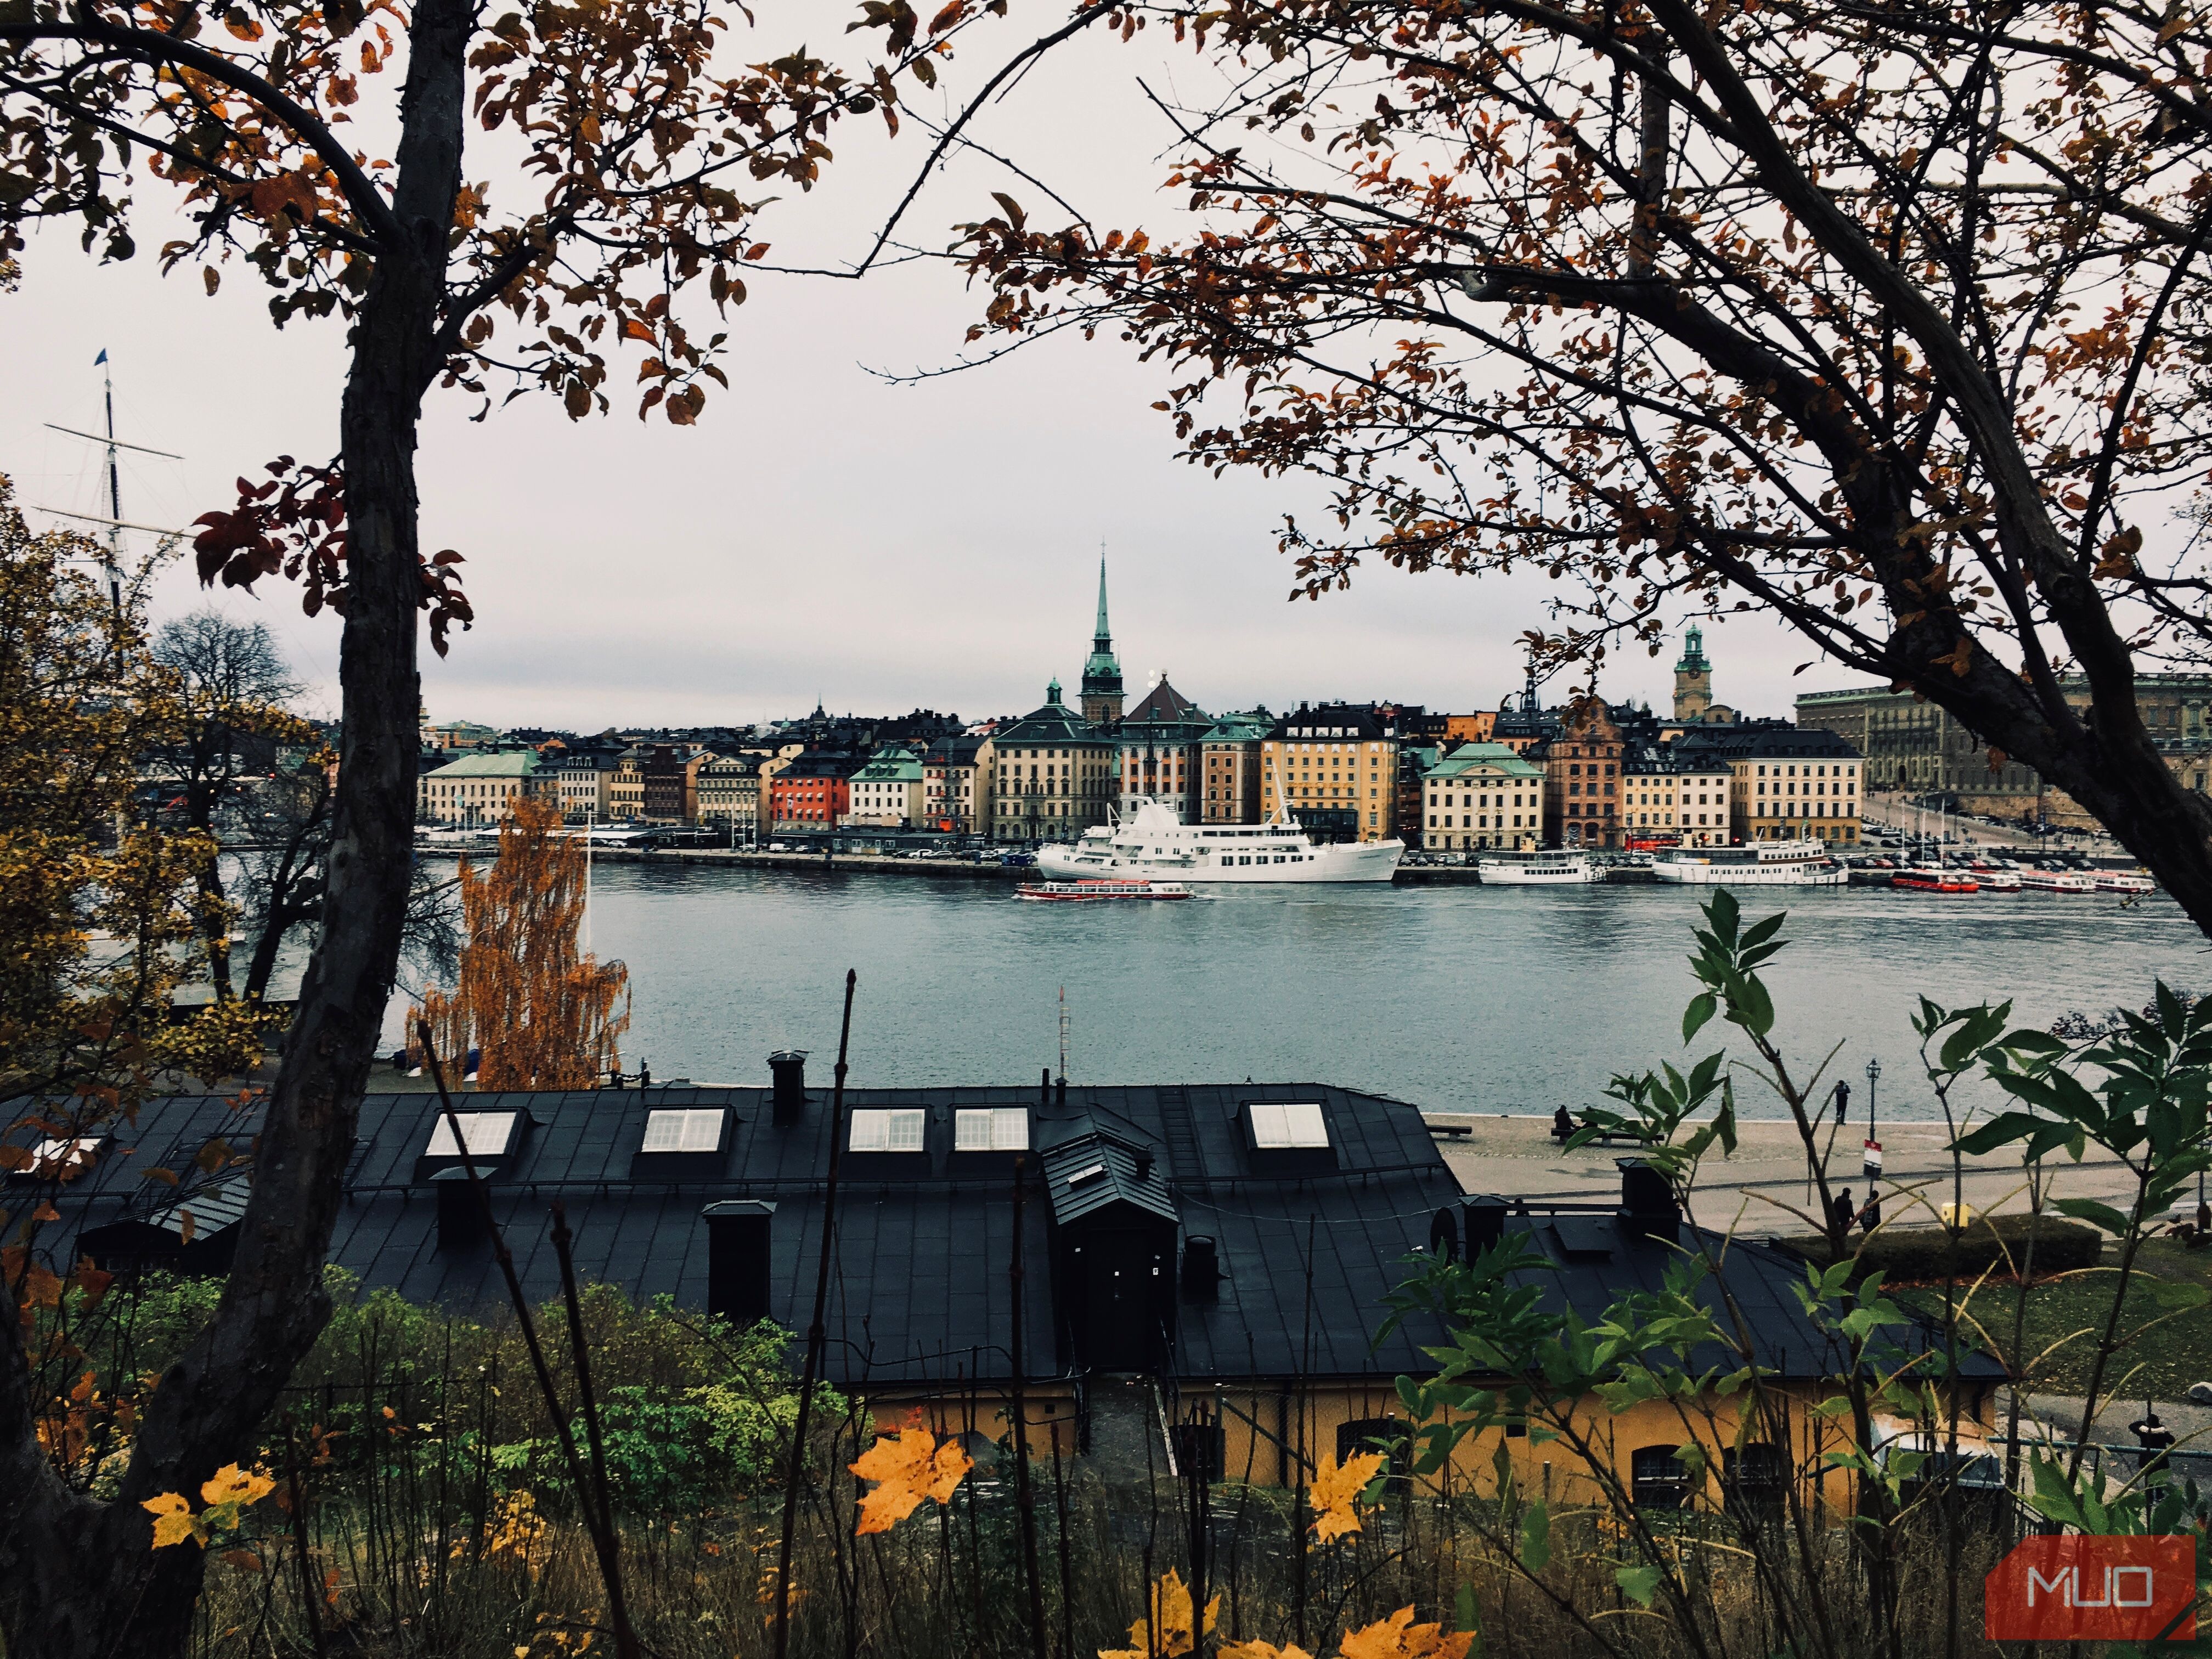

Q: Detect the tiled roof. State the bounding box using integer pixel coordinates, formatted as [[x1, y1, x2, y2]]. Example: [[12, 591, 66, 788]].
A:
[[1121, 679, 1207, 726]]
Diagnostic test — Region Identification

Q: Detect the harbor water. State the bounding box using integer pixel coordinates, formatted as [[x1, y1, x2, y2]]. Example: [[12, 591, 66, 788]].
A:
[[383, 863, 2207, 1122]]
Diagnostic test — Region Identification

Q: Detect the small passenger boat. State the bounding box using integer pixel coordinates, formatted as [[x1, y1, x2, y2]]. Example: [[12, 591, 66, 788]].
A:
[[2095, 869, 2156, 895], [1017, 879, 1194, 902], [1892, 867, 1980, 894]]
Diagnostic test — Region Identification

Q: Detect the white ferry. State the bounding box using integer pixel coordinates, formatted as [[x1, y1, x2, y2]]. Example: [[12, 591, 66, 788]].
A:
[[1650, 839, 1847, 887], [1017, 879, 1193, 902], [1475, 850, 1602, 885], [2022, 867, 2096, 893], [1034, 799, 1403, 884], [2096, 868, 2156, 895]]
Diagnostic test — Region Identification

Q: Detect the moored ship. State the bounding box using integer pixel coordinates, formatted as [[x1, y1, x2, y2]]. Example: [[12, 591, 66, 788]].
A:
[[1017, 879, 1193, 902], [1650, 839, 1847, 887], [1475, 850, 1603, 885], [1035, 799, 1403, 884]]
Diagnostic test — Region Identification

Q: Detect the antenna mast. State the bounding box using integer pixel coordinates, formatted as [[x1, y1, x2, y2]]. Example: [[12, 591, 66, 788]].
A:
[[100, 352, 122, 614], [1057, 985, 1068, 1084]]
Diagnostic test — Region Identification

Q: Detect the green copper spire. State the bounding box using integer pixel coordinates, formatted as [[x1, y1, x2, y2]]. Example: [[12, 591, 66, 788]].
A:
[[1080, 555, 1124, 722], [1675, 624, 1709, 674]]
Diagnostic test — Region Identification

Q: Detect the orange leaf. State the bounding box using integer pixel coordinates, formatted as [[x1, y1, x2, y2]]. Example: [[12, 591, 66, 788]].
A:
[[1310, 1449, 1386, 1542], [620, 318, 655, 342], [849, 1427, 973, 1534], [1337, 1607, 1474, 1659], [144, 1492, 202, 1549], [1101, 1567, 1219, 1659], [1221, 1644, 1317, 1659]]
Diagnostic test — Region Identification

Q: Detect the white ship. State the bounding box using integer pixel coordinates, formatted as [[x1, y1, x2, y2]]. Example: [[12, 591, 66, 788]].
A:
[[2096, 868, 2155, 895], [1650, 839, 1847, 887], [1034, 798, 1403, 884], [1475, 850, 1603, 885], [2022, 867, 2096, 893]]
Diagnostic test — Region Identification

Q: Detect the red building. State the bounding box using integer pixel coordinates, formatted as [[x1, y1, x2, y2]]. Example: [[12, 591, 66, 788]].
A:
[[769, 750, 860, 829]]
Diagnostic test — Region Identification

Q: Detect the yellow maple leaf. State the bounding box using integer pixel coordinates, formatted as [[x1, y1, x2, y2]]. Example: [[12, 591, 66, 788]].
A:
[[849, 1427, 974, 1534], [1336, 1607, 1474, 1659], [1100, 1567, 1221, 1658], [143, 1492, 203, 1549], [200, 1463, 276, 1508], [1221, 1643, 1317, 1659], [1310, 1449, 1387, 1542]]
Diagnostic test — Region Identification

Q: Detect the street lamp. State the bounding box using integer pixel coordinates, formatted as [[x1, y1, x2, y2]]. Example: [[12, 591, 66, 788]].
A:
[[1864, 1056, 1882, 1182]]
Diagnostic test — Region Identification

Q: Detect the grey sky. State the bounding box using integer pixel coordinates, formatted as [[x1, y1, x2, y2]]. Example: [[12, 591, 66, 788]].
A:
[[2, 18, 1866, 733]]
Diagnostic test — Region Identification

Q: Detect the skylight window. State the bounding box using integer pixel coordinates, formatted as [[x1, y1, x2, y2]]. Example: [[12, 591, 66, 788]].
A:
[[955, 1108, 1029, 1152], [849, 1108, 926, 1153], [24, 1137, 100, 1178], [1250, 1102, 1330, 1149], [641, 1108, 724, 1154], [424, 1111, 518, 1159]]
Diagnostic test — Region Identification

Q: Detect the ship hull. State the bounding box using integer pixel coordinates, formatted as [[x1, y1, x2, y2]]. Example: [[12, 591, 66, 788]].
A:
[[1650, 860, 1848, 887], [1034, 825, 1403, 884]]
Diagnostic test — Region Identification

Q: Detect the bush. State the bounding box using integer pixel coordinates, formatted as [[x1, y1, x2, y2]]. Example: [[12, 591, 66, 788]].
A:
[[1783, 1212, 2103, 1283]]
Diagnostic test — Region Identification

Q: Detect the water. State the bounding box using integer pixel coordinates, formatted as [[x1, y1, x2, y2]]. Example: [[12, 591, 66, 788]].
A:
[[382, 867, 2211, 1121]]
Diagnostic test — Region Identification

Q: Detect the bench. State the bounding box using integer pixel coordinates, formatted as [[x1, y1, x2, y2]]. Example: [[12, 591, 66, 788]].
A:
[[1552, 1125, 1648, 1147], [1427, 1123, 1474, 1138]]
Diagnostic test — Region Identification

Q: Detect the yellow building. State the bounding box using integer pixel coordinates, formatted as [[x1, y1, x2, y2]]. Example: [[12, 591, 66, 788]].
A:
[[1674, 724, 1863, 843], [609, 751, 645, 821], [1260, 704, 1406, 843], [1621, 753, 1734, 847], [416, 750, 545, 827], [1420, 743, 1544, 851]]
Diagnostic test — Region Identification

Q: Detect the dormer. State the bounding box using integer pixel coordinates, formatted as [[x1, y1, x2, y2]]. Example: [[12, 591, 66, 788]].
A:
[[414, 1108, 532, 1181], [1241, 1099, 1336, 1174], [629, 1105, 731, 1180]]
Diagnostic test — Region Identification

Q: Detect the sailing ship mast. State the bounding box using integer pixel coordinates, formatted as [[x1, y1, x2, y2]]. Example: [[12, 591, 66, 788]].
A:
[[38, 351, 185, 611]]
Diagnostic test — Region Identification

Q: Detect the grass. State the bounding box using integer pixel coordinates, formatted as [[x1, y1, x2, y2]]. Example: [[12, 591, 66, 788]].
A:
[[1900, 1235, 2212, 1402]]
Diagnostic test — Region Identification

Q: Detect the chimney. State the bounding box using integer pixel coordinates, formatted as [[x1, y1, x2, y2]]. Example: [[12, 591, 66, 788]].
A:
[[1041, 1066, 1051, 1106], [1055, 1076, 1067, 1109], [1181, 1235, 1220, 1301], [1132, 1148, 1154, 1182], [1618, 1159, 1681, 1244], [769, 1050, 808, 1122], [1463, 1195, 1508, 1254], [1428, 1206, 1460, 1262], [703, 1200, 777, 1325], [432, 1167, 487, 1251]]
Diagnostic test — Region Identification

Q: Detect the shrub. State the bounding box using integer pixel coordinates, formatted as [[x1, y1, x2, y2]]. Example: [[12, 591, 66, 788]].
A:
[[1782, 1213, 2103, 1283]]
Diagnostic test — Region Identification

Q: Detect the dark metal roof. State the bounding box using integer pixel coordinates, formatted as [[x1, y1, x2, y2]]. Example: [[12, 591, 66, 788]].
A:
[[24, 1081, 1987, 1392]]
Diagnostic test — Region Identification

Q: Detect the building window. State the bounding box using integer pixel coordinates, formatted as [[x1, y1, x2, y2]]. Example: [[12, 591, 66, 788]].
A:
[[641, 1108, 725, 1153], [1632, 1446, 1695, 1509], [849, 1108, 926, 1152], [955, 1107, 1030, 1152], [1249, 1101, 1329, 1148], [424, 1111, 518, 1159]]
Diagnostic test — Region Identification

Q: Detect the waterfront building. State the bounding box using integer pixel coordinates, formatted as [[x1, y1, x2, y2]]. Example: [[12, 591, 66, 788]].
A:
[[1200, 711, 1271, 824], [415, 749, 545, 827], [1620, 748, 1733, 846], [1421, 743, 1545, 851], [922, 732, 991, 833], [642, 744, 708, 825], [1673, 721, 1863, 843], [1259, 704, 1404, 844], [696, 753, 762, 838], [768, 748, 862, 831], [555, 748, 622, 823], [1116, 676, 1213, 822], [54, 1076, 1996, 1498], [991, 680, 1118, 842], [1797, 674, 2212, 828], [420, 716, 502, 751], [1079, 561, 1125, 726], [1443, 712, 1498, 744], [607, 750, 646, 820], [846, 745, 926, 827], [1535, 700, 1627, 849], [1670, 626, 1741, 727]]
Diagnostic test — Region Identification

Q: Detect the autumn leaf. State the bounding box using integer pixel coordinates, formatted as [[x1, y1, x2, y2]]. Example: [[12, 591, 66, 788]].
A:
[[849, 1427, 973, 1534], [201, 1463, 277, 1509], [1101, 1566, 1220, 1659], [1310, 1448, 1387, 1542], [1220, 1643, 1317, 1659], [144, 1492, 204, 1549], [1336, 1607, 1475, 1659]]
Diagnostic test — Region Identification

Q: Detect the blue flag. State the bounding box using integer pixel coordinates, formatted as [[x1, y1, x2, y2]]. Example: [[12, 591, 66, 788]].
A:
[[94, 348, 107, 364]]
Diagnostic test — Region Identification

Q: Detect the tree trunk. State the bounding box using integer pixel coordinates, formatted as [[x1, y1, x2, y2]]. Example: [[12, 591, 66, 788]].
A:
[[0, 1, 467, 1651]]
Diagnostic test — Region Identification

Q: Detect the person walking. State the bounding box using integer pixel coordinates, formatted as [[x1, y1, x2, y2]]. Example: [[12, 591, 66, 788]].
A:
[[1831, 1187, 1855, 1236]]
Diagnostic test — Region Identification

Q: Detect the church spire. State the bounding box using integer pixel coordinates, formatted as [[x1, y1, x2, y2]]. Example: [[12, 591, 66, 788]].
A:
[[1080, 554, 1124, 724]]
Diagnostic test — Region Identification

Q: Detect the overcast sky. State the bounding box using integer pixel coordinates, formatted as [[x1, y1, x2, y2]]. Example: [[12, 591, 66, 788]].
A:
[[2, 16, 1878, 734]]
